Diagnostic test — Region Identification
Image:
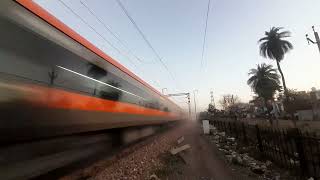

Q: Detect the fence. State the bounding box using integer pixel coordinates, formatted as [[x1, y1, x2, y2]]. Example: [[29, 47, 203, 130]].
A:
[[211, 119, 320, 178]]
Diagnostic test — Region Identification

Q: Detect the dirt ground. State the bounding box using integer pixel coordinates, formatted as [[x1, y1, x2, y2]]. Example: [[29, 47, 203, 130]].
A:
[[163, 122, 252, 180]]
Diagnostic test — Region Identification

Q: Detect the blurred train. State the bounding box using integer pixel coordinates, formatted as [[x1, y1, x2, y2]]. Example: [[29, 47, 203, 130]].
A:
[[0, 0, 184, 144]]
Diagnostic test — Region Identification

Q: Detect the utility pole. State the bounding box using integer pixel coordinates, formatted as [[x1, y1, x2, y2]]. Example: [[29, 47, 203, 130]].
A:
[[210, 91, 215, 107], [193, 90, 198, 120], [166, 92, 191, 119], [306, 26, 320, 54], [188, 94, 191, 119]]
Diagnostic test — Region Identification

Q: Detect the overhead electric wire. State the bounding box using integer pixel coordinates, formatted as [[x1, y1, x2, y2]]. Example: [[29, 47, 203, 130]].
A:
[[79, 0, 152, 64], [58, 0, 128, 56], [200, 0, 211, 68], [115, 0, 179, 87], [58, 1, 139, 69], [58, 0, 162, 89], [176, 100, 188, 105]]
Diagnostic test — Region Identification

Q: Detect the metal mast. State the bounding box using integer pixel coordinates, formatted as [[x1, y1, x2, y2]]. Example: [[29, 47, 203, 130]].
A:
[[210, 91, 215, 107], [306, 26, 320, 54], [166, 93, 191, 119]]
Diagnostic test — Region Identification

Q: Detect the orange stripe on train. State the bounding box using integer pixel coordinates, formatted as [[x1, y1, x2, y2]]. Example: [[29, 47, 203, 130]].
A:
[[22, 84, 177, 118]]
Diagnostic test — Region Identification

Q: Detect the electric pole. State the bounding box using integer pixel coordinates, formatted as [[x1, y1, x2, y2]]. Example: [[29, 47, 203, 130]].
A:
[[210, 91, 215, 107], [166, 92, 191, 119], [306, 26, 320, 54], [188, 94, 191, 119], [193, 90, 198, 120]]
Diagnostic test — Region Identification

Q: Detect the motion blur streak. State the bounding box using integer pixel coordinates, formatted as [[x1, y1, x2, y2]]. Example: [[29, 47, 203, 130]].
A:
[[4, 81, 176, 117], [0, 0, 185, 143], [0, 0, 186, 179]]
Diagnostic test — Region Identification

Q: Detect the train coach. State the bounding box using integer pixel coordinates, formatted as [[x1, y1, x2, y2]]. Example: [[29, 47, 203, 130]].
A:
[[0, 0, 184, 144]]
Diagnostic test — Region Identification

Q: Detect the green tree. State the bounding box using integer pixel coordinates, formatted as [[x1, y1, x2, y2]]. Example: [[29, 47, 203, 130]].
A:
[[258, 27, 293, 98], [247, 63, 282, 102]]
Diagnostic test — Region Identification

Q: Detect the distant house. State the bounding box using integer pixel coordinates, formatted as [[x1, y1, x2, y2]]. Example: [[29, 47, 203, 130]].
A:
[[248, 88, 320, 121], [286, 88, 320, 121]]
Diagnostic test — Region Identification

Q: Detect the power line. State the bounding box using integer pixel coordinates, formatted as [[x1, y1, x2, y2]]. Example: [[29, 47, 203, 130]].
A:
[[175, 100, 189, 104], [58, 0, 162, 89], [58, 0, 123, 55], [200, 0, 211, 68], [79, 0, 162, 88], [58, 1, 139, 69], [79, 0, 153, 64], [114, 0, 178, 86]]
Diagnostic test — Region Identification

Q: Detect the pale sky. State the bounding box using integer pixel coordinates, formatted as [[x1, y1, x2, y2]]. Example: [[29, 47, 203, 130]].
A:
[[34, 0, 320, 112]]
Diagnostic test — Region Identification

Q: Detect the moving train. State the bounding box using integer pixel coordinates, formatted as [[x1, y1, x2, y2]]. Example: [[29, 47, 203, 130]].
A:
[[0, 0, 184, 144]]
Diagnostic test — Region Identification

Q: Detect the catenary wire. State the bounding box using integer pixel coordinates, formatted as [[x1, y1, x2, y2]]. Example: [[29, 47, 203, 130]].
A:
[[58, 0, 162, 89], [114, 0, 179, 88], [200, 0, 211, 68], [80, 0, 153, 64], [58, 1, 141, 73]]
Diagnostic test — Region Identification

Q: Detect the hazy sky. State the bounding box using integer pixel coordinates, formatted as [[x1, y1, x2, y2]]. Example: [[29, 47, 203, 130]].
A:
[[34, 0, 320, 111]]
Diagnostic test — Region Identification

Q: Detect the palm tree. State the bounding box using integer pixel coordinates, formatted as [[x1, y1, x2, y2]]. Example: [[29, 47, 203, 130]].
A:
[[247, 63, 282, 102], [258, 27, 293, 98]]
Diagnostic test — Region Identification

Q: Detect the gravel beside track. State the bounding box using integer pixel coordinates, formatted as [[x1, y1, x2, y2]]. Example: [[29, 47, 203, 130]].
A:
[[59, 123, 186, 180], [91, 125, 186, 180]]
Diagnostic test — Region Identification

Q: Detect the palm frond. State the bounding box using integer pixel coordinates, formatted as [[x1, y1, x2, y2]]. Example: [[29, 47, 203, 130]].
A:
[[259, 42, 269, 58], [258, 37, 269, 43], [247, 63, 281, 100], [278, 30, 291, 38], [258, 27, 293, 61]]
